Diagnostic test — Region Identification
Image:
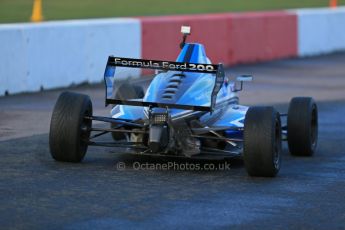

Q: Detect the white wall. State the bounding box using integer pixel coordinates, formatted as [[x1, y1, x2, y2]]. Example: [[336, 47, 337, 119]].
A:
[[295, 7, 345, 57], [0, 27, 28, 94], [0, 18, 141, 96]]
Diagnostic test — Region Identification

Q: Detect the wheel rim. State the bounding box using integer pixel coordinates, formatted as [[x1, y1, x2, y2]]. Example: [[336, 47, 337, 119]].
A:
[[310, 104, 318, 150], [273, 117, 281, 170]]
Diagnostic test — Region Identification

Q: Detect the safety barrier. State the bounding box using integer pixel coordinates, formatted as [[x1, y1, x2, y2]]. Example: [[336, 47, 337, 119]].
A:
[[0, 18, 141, 95], [1, 7, 345, 96], [141, 11, 297, 66], [294, 7, 345, 56], [228, 11, 297, 65]]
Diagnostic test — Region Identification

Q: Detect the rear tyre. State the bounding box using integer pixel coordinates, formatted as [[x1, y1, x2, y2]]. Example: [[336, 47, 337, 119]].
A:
[[243, 107, 282, 177], [287, 97, 318, 156], [111, 83, 144, 141], [49, 92, 92, 162], [113, 83, 145, 101]]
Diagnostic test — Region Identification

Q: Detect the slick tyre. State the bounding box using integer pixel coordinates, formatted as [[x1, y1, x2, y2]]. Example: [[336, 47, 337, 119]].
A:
[[243, 107, 282, 177], [49, 92, 92, 162], [111, 83, 144, 141], [287, 97, 318, 156], [113, 83, 145, 101]]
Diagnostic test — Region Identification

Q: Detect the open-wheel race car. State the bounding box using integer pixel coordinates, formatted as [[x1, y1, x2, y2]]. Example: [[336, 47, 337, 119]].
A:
[[49, 26, 318, 177]]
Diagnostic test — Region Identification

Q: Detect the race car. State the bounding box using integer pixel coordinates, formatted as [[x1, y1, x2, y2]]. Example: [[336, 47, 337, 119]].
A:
[[49, 26, 318, 177]]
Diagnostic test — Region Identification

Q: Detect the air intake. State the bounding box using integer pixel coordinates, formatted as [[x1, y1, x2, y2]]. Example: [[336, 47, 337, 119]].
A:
[[161, 74, 185, 100]]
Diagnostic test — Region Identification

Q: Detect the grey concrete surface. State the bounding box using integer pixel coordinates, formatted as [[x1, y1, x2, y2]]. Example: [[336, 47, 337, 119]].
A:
[[0, 53, 345, 229]]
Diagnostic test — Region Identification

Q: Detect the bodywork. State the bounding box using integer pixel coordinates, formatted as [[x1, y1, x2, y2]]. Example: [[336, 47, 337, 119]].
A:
[[88, 42, 249, 158]]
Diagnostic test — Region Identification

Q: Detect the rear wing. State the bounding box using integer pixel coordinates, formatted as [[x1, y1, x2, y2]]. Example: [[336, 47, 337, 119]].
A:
[[104, 56, 224, 112]]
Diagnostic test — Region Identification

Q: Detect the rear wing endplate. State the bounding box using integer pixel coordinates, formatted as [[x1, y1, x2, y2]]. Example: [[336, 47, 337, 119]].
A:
[[104, 56, 224, 112]]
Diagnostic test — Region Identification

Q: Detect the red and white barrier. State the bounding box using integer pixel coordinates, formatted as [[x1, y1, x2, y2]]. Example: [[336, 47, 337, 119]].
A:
[[1, 7, 345, 96]]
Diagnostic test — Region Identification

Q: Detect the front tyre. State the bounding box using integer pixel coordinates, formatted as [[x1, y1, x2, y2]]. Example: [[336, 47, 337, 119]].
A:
[[287, 97, 318, 156], [243, 107, 282, 177], [49, 92, 92, 162]]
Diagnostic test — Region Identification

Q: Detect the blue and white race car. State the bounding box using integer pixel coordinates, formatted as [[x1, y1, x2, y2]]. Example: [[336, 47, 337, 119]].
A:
[[49, 26, 318, 177]]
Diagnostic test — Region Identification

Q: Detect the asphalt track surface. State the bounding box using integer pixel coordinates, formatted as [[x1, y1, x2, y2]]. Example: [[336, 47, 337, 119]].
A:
[[0, 53, 345, 229]]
